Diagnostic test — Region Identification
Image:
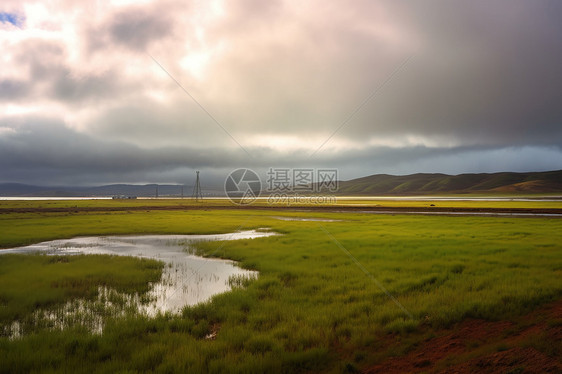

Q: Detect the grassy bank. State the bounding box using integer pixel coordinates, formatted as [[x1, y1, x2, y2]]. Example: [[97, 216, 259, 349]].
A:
[[0, 205, 561, 372], [0, 254, 163, 329]]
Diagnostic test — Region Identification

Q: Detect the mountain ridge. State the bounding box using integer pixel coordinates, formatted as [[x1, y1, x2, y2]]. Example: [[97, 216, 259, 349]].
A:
[[1, 170, 562, 197], [336, 170, 562, 195], [0, 183, 192, 197]]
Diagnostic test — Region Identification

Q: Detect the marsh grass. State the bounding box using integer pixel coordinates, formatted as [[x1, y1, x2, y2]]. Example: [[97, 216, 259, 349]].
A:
[[0, 254, 162, 337], [0, 207, 561, 373]]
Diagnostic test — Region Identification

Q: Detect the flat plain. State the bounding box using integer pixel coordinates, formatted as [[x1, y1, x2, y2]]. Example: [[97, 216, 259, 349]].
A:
[[0, 198, 561, 373]]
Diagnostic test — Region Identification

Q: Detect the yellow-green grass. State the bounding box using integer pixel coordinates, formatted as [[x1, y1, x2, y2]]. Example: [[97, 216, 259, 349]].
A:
[[0, 255, 163, 327], [0, 210, 264, 248], [0, 198, 232, 209], [1, 196, 561, 210], [0, 206, 561, 373], [333, 197, 562, 209]]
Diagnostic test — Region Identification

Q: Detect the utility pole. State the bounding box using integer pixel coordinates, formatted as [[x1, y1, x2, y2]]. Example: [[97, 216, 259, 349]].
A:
[[192, 171, 203, 201], [155, 184, 159, 198]]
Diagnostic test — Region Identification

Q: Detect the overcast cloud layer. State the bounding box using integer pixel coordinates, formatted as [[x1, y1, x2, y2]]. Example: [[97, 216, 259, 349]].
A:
[[1, 0, 561, 186]]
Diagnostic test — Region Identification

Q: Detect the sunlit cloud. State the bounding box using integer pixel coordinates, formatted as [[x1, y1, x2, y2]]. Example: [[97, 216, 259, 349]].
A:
[[0, 0, 560, 185]]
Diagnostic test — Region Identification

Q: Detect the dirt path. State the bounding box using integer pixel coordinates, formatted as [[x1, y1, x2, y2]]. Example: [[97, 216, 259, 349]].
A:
[[1, 204, 562, 217], [364, 299, 562, 373]]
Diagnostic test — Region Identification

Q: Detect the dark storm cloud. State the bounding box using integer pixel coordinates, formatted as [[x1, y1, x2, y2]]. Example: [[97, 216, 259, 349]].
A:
[[0, 118, 246, 185], [0, 40, 63, 103], [0, 79, 30, 100], [342, 0, 562, 147], [220, 0, 562, 148], [0, 0, 561, 186], [35, 64, 123, 104], [2, 116, 559, 186], [108, 6, 174, 51], [85, 97, 218, 147], [4, 38, 126, 104], [0, 118, 244, 173], [13, 39, 65, 81]]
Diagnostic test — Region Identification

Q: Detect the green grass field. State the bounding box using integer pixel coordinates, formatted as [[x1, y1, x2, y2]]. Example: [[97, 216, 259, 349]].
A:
[[0, 201, 561, 373], [0, 255, 163, 331], [1, 196, 561, 210]]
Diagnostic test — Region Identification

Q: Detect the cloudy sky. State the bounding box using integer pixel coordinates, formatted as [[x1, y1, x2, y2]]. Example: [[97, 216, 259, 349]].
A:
[[1, 0, 561, 187]]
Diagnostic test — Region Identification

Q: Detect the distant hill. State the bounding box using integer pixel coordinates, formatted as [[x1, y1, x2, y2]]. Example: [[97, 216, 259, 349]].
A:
[[0, 183, 54, 196], [336, 170, 562, 195], [2, 170, 562, 197], [0, 183, 192, 197]]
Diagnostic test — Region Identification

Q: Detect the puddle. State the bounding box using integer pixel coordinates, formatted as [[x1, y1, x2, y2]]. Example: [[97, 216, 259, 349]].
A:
[[1, 230, 277, 337]]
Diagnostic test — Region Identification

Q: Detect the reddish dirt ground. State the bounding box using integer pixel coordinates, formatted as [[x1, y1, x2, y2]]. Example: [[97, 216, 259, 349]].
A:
[[364, 300, 562, 373]]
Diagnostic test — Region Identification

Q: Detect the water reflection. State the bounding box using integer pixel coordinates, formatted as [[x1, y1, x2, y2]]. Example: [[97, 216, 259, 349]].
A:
[[1, 230, 276, 337]]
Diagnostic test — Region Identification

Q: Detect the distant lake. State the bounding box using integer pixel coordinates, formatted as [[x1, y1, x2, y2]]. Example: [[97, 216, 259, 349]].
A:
[[0, 197, 112, 201], [1, 195, 561, 202]]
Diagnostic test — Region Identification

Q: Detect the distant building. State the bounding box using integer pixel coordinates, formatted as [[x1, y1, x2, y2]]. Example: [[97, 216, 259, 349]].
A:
[[112, 195, 137, 199]]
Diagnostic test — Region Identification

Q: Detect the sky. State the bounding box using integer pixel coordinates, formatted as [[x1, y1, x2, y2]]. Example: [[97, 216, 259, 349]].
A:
[[0, 0, 561, 187]]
